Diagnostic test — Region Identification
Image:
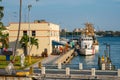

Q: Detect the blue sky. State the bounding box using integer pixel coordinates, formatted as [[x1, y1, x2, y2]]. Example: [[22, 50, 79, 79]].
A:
[[1, 0, 120, 31]]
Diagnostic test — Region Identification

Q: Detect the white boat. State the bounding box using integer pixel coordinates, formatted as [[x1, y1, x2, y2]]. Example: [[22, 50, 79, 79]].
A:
[[79, 23, 99, 56]]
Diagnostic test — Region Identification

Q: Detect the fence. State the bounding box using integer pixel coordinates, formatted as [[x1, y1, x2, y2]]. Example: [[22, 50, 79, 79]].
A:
[[42, 63, 98, 70]]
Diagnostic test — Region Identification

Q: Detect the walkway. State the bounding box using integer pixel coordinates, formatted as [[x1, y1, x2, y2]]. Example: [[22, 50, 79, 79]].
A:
[[41, 55, 60, 65], [25, 55, 60, 70]]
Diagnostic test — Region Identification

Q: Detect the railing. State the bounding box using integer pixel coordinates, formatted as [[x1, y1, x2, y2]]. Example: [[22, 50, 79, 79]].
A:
[[42, 63, 98, 70], [31, 66, 120, 80]]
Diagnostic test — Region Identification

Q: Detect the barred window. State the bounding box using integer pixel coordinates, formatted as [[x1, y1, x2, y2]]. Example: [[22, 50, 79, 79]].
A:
[[23, 31, 27, 35], [32, 31, 36, 36]]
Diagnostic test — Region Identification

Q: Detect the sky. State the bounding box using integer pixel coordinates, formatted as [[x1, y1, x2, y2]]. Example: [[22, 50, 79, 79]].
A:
[[1, 0, 120, 31]]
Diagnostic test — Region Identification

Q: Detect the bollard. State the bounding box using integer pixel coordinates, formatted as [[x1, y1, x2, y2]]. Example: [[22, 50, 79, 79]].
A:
[[58, 63, 62, 69], [29, 67, 33, 75], [38, 62, 42, 69], [118, 69, 120, 77], [91, 68, 95, 76], [109, 63, 112, 70], [41, 67, 45, 75], [66, 67, 70, 76], [79, 63, 83, 70], [102, 63, 105, 70]]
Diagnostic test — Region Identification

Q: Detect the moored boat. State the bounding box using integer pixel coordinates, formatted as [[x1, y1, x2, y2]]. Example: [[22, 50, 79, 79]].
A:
[[79, 23, 99, 56]]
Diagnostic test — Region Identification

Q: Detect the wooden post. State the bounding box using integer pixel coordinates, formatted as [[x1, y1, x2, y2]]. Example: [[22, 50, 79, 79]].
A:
[[91, 68, 95, 76], [118, 69, 120, 77], [79, 63, 83, 70], [66, 67, 70, 76], [29, 66, 33, 75], [58, 62, 62, 69], [38, 62, 42, 69], [102, 63, 105, 70], [109, 63, 112, 70]]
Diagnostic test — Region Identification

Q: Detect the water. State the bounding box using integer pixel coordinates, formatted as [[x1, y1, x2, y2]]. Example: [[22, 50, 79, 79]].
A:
[[64, 36, 120, 70]]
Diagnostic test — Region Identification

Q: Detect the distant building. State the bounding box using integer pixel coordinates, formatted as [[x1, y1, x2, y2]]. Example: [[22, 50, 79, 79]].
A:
[[73, 28, 83, 32], [60, 28, 68, 32], [8, 20, 60, 56]]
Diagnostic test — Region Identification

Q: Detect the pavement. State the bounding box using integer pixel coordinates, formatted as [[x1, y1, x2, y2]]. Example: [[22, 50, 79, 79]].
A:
[[0, 69, 7, 75], [41, 55, 60, 65], [24, 54, 60, 70]]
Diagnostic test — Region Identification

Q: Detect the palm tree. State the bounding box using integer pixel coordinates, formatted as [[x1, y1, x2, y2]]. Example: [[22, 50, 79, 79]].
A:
[[19, 35, 29, 56], [12, 0, 22, 62], [0, 0, 4, 27], [30, 36, 39, 51], [20, 35, 39, 56]]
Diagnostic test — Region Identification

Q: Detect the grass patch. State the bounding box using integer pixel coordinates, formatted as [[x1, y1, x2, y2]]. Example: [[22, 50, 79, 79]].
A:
[[0, 55, 44, 70]]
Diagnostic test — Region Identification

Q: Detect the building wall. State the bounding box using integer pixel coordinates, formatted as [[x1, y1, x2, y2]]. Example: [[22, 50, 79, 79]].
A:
[[8, 22, 60, 56]]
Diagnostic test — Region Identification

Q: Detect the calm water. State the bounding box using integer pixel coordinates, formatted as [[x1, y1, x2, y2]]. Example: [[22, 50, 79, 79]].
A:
[[65, 36, 120, 70]]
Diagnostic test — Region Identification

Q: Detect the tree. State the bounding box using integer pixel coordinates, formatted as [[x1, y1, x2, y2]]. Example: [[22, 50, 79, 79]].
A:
[[20, 35, 39, 56], [0, 33, 9, 49], [12, 0, 22, 62], [19, 35, 29, 56], [0, 0, 4, 27], [30, 36, 39, 50], [0, 0, 9, 52]]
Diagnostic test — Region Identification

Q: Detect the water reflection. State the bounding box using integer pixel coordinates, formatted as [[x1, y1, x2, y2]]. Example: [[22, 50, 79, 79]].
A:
[[84, 56, 95, 65], [69, 54, 99, 70]]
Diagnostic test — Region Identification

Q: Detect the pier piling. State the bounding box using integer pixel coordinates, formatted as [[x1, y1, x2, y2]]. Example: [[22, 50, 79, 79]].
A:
[[102, 63, 105, 70], [66, 67, 70, 76], [79, 63, 83, 70], [41, 67, 45, 75], [58, 62, 62, 69], [118, 69, 120, 77], [91, 68, 95, 76]]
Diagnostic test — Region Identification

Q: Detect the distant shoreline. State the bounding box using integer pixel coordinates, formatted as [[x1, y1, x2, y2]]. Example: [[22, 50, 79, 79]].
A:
[[60, 31, 120, 37]]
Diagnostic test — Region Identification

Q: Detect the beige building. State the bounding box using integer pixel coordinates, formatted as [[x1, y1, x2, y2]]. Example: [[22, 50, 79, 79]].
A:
[[8, 20, 60, 56]]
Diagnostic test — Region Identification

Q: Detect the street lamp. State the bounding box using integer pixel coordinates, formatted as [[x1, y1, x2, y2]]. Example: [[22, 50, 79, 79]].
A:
[[28, 4, 32, 64]]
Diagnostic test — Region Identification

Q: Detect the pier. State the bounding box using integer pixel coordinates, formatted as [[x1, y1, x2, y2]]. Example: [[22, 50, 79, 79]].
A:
[[0, 47, 120, 80], [54, 49, 75, 64]]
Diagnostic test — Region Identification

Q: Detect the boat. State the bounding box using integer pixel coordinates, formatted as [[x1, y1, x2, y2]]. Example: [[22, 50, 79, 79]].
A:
[[79, 23, 99, 56]]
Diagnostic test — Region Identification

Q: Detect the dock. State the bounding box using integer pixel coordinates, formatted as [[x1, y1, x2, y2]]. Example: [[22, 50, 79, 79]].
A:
[[54, 49, 75, 64]]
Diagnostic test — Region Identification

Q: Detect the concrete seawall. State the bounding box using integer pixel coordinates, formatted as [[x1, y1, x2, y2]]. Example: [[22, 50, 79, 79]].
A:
[[54, 49, 75, 64]]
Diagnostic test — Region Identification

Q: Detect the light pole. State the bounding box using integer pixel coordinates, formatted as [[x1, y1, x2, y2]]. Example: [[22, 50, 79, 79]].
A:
[[28, 4, 32, 64]]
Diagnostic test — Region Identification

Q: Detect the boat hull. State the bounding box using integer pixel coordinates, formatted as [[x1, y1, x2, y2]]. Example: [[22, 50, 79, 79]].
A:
[[94, 45, 99, 53], [79, 48, 95, 56]]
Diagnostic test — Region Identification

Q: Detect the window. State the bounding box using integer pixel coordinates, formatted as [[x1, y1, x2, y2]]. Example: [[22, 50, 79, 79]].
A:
[[32, 31, 36, 36], [23, 31, 27, 35]]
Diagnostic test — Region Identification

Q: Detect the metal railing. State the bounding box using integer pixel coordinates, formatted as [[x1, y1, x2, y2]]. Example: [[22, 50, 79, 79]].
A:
[[42, 63, 98, 70]]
